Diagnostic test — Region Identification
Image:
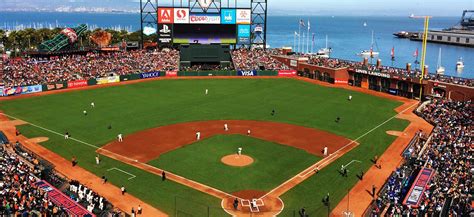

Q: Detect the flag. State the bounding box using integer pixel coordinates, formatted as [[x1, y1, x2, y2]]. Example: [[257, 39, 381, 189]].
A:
[[391, 47, 395, 58], [308, 20, 311, 30], [299, 19, 305, 27], [413, 48, 419, 57], [294, 31, 299, 36]]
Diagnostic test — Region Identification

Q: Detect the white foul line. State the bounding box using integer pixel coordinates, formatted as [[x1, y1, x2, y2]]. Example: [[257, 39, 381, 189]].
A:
[[260, 102, 418, 199], [107, 167, 136, 180]]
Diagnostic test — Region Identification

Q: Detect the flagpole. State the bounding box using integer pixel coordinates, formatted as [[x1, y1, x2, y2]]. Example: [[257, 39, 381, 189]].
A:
[[302, 32, 305, 54], [306, 20, 310, 54], [294, 32, 296, 53], [311, 33, 315, 54], [298, 20, 301, 53]]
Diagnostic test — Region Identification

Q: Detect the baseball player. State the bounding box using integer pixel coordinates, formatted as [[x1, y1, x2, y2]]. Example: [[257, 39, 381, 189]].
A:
[[91, 102, 95, 108], [83, 110, 87, 116], [348, 95, 352, 101], [196, 131, 201, 140], [224, 123, 229, 131], [205, 89, 208, 95], [118, 134, 123, 142], [247, 129, 251, 136], [64, 132, 70, 139], [238, 147, 242, 156], [95, 155, 100, 165], [323, 146, 328, 156]]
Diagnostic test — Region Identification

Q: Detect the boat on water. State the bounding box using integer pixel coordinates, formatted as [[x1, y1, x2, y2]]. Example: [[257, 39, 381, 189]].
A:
[[456, 58, 465, 72], [315, 35, 331, 58], [358, 31, 379, 58], [436, 48, 445, 75]]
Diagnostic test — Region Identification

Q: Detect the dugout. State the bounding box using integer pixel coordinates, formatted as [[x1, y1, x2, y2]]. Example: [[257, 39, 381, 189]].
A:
[[179, 44, 232, 69]]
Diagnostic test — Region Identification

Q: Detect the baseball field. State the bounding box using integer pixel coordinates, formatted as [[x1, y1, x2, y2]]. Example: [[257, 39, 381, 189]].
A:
[[0, 77, 409, 216]]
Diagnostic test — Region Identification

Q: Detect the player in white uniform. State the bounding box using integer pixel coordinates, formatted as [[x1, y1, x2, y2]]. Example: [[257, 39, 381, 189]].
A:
[[323, 146, 328, 156], [118, 134, 123, 142], [196, 131, 201, 140], [238, 147, 242, 156], [205, 89, 208, 95], [224, 123, 229, 131], [95, 155, 100, 165], [83, 110, 87, 116], [348, 95, 352, 101], [247, 129, 251, 136], [91, 102, 95, 108]]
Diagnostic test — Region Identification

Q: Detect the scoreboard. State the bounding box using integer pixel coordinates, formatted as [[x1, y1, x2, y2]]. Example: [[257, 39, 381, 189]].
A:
[[157, 7, 252, 45]]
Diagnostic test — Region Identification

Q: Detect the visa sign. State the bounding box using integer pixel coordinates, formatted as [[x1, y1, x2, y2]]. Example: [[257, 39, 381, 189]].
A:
[[238, 70, 257, 76], [221, 9, 236, 24]]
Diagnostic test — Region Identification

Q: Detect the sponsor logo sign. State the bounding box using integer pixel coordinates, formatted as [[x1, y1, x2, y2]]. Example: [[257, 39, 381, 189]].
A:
[[278, 70, 297, 77], [46, 83, 65, 91], [97, 76, 120, 85], [290, 60, 298, 67], [158, 8, 174, 24], [236, 9, 251, 24], [166, 70, 178, 77], [143, 26, 157, 36], [35, 181, 95, 217], [140, 71, 161, 79], [67, 80, 88, 89], [238, 70, 257, 76], [334, 79, 348, 84], [237, 25, 251, 45], [354, 68, 391, 78], [60, 28, 78, 43], [21, 85, 42, 94], [189, 14, 220, 24], [403, 168, 435, 208], [174, 8, 189, 23], [221, 9, 236, 24], [158, 24, 173, 44]]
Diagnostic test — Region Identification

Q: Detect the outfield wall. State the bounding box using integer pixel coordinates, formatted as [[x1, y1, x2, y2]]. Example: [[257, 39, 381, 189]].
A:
[[0, 70, 288, 97]]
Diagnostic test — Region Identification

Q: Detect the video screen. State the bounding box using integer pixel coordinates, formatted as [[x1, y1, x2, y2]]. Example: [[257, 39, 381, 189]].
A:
[[173, 24, 237, 44]]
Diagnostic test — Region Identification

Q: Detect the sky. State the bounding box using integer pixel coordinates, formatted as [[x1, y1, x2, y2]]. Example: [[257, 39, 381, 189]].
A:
[[0, 0, 473, 16]]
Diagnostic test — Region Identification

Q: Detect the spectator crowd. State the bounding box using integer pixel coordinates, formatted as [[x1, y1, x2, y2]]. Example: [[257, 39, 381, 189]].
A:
[[1, 49, 179, 87], [232, 48, 289, 71], [371, 99, 472, 216]]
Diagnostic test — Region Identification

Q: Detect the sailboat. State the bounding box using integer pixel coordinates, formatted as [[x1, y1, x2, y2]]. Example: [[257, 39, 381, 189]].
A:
[[436, 48, 445, 75], [316, 35, 331, 58], [358, 31, 379, 58], [456, 57, 465, 72]]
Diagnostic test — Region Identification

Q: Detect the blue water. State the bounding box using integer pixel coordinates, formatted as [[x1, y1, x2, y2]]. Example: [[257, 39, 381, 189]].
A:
[[1, 12, 473, 78]]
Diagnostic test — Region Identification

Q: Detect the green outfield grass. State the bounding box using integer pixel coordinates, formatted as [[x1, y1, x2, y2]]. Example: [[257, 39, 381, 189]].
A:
[[0, 78, 410, 216], [150, 134, 320, 192]]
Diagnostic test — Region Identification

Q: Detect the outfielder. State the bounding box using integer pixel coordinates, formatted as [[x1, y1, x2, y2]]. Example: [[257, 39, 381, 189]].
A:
[[83, 110, 87, 116], [91, 102, 95, 108], [348, 95, 352, 101], [205, 89, 208, 95], [118, 134, 123, 142]]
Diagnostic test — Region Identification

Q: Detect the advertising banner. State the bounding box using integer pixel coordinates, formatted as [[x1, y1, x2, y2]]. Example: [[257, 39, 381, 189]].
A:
[[35, 180, 95, 217], [334, 79, 348, 84], [158, 24, 173, 44], [278, 70, 298, 77], [354, 68, 390, 78], [403, 168, 435, 208], [174, 8, 189, 24], [238, 70, 257, 76], [67, 80, 88, 89], [221, 9, 236, 24], [21, 85, 42, 95], [97, 76, 120, 85], [158, 8, 174, 24], [140, 71, 161, 79], [189, 14, 221, 24], [290, 60, 298, 67], [237, 25, 251, 45], [2, 87, 22, 96], [236, 9, 251, 24], [46, 83, 66, 91], [0, 86, 4, 97], [166, 70, 178, 77]]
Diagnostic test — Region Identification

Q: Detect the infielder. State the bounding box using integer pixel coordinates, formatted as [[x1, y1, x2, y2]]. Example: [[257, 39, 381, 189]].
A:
[[196, 131, 201, 140], [247, 129, 251, 136], [238, 147, 242, 156], [323, 146, 328, 156], [224, 123, 229, 131], [95, 155, 100, 165], [118, 134, 123, 142], [91, 102, 95, 108]]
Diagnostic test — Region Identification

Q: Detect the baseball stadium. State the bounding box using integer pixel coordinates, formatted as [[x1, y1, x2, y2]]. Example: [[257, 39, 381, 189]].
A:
[[0, 0, 472, 217]]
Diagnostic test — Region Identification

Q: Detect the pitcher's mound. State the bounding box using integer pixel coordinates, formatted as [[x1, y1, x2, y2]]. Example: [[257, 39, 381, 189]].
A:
[[221, 154, 254, 167]]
